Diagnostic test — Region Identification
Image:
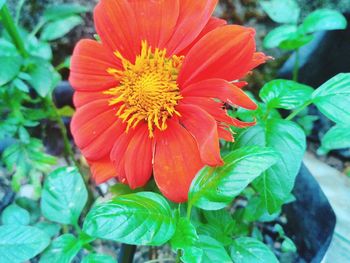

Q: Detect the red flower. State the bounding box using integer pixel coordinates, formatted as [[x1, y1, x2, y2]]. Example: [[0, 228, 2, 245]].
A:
[[69, 0, 268, 202]]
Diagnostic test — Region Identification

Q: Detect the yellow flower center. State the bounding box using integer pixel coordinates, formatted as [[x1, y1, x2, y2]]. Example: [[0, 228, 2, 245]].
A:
[[105, 41, 183, 137]]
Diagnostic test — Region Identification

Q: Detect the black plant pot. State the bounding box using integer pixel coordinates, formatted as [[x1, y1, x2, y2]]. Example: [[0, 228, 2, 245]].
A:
[[283, 164, 336, 263]]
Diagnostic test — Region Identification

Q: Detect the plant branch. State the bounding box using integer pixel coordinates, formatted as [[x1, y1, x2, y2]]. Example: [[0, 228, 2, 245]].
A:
[[15, 0, 25, 25], [44, 97, 77, 166], [175, 251, 182, 263], [285, 100, 312, 121], [30, 19, 46, 37], [292, 49, 300, 82], [186, 203, 192, 220], [0, 4, 29, 58]]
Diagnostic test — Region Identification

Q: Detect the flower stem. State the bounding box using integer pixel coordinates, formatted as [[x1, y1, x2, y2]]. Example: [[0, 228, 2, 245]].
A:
[[45, 96, 96, 213], [186, 203, 192, 219], [15, 0, 25, 25], [44, 97, 77, 166], [0, 4, 29, 58], [285, 100, 312, 121], [30, 19, 46, 37], [175, 251, 182, 263], [292, 49, 300, 82]]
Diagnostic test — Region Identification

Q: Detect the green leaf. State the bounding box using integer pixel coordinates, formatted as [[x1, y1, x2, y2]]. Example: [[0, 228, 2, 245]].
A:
[[109, 183, 135, 196], [1, 204, 30, 225], [0, 39, 18, 56], [171, 218, 203, 263], [27, 36, 53, 61], [40, 16, 83, 41], [57, 106, 75, 117], [281, 237, 297, 253], [35, 221, 61, 238], [83, 192, 176, 246], [295, 110, 319, 136], [197, 224, 232, 246], [26, 58, 57, 97], [0, 225, 50, 263], [320, 125, 350, 153], [301, 9, 347, 34], [235, 119, 306, 213], [16, 197, 41, 224], [198, 210, 236, 245], [39, 234, 82, 263], [41, 167, 87, 225], [199, 235, 232, 263], [279, 33, 314, 51], [259, 79, 314, 110], [312, 73, 350, 124], [263, 25, 297, 49], [43, 3, 89, 21], [189, 146, 278, 210], [0, 56, 21, 86], [203, 209, 234, 232], [82, 254, 117, 263], [260, 0, 300, 24], [230, 237, 278, 263], [243, 196, 279, 223], [2, 139, 57, 192], [13, 78, 29, 92]]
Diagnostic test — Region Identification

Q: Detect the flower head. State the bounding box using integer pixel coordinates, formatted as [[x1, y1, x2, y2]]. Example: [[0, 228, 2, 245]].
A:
[[69, 0, 268, 202]]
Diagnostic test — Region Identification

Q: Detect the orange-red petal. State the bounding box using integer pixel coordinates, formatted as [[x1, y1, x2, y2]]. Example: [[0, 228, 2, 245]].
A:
[[88, 157, 118, 184], [218, 124, 234, 142], [124, 124, 153, 189], [153, 119, 203, 203], [248, 52, 271, 71], [81, 121, 125, 161], [165, 0, 217, 55], [94, 0, 140, 62], [110, 128, 136, 186], [181, 97, 256, 128], [181, 79, 257, 110], [178, 104, 223, 166], [178, 17, 226, 55], [73, 91, 113, 108], [69, 39, 121, 92], [178, 25, 256, 87], [129, 0, 180, 49], [72, 108, 118, 149]]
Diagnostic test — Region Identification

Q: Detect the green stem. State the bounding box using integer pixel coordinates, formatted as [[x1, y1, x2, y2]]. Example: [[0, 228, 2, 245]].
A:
[[285, 100, 312, 121], [73, 222, 82, 235], [45, 97, 77, 166], [292, 49, 300, 82], [82, 243, 94, 252], [263, 107, 271, 121], [0, 4, 29, 58], [15, 0, 25, 25], [30, 19, 46, 37], [175, 251, 182, 263], [186, 203, 192, 220], [45, 96, 95, 211]]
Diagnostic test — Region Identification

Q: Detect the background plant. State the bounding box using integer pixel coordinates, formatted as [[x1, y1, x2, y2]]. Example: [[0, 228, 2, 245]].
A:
[[261, 0, 347, 81]]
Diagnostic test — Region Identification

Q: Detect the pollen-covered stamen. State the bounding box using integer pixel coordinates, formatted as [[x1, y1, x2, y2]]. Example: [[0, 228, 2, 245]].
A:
[[105, 41, 183, 137]]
